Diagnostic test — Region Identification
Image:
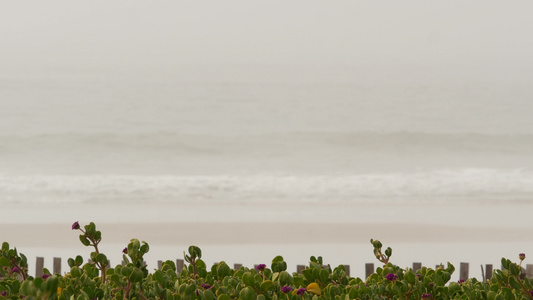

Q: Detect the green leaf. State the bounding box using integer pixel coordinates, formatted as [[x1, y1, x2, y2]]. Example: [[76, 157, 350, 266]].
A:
[[242, 272, 254, 287], [500, 258, 510, 270], [239, 287, 254, 300], [260, 280, 274, 292], [508, 276, 522, 290], [140, 242, 149, 254], [319, 269, 330, 283], [129, 268, 144, 283], [121, 266, 132, 277], [1, 242, 9, 252], [67, 258, 75, 268], [79, 235, 91, 246], [272, 256, 284, 264], [217, 262, 231, 279], [96, 253, 108, 265], [509, 263, 520, 276], [71, 266, 81, 278], [384, 247, 392, 258], [449, 282, 461, 296], [153, 270, 164, 284], [279, 271, 292, 285], [196, 259, 207, 270], [42, 275, 59, 295], [20, 280, 36, 296], [404, 270, 415, 285]]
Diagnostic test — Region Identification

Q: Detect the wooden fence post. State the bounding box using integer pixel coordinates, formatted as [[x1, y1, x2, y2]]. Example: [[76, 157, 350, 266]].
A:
[[53, 257, 61, 275], [365, 263, 374, 279], [485, 264, 493, 281], [459, 262, 469, 280], [343, 265, 350, 277], [526, 264, 533, 278], [234, 264, 242, 270], [413, 262, 422, 272], [35, 257, 44, 277], [157, 260, 162, 270], [296, 265, 305, 274], [176, 259, 184, 274]]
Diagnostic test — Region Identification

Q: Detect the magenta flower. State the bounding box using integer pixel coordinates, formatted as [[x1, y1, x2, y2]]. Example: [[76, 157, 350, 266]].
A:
[[296, 288, 306, 296], [256, 264, 266, 271], [122, 247, 128, 254], [519, 253, 526, 261], [12, 267, 19, 273], [385, 273, 395, 281], [201, 284, 212, 289], [1, 291, 6, 297], [421, 293, 431, 299], [281, 286, 292, 293], [41, 273, 50, 280], [458, 279, 465, 284], [72, 221, 80, 230]]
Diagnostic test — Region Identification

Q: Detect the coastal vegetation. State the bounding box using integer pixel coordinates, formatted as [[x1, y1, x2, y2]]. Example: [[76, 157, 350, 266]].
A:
[[0, 222, 532, 299]]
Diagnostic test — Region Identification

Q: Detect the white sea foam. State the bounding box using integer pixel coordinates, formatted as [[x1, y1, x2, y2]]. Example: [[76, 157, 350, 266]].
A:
[[1, 169, 532, 205]]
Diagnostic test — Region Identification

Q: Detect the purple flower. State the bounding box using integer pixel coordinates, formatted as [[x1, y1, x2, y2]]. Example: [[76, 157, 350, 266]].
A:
[[122, 247, 128, 254], [421, 293, 431, 299], [72, 221, 80, 230], [256, 264, 266, 271], [1, 291, 6, 297], [385, 273, 395, 281], [201, 284, 212, 289], [281, 286, 292, 293], [530, 291, 533, 297], [458, 279, 465, 284], [41, 273, 50, 280], [296, 288, 306, 296], [12, 267, 19, 273], [519, 253, 526, 261]]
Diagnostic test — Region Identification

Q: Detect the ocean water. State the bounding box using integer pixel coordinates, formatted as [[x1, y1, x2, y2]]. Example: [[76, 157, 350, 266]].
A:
[[1, 66, 533, 206]]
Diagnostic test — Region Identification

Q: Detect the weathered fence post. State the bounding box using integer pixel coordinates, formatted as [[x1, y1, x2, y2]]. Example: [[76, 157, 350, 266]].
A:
[[53, 257, 61, 275], [343, 265, 350, 277], [485, 264, 493, 281], [234, 263, 242, 270], [296, 265, 305, 274], [158, 260, 162, 270], [526, 264, 533, 278], [459, 262, 469, 280], [35, 257, 44, 277], [413, 262, 422, 272], [365, 263, 374, 279], [176, 259, 184, 274]]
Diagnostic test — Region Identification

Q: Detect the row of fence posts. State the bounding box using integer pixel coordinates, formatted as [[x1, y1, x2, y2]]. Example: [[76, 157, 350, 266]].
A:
[[34, 257, 533, 282]]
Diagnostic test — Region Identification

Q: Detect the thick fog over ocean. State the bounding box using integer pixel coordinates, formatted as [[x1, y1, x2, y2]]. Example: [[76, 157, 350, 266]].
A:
[[1, 0, 533, 206]]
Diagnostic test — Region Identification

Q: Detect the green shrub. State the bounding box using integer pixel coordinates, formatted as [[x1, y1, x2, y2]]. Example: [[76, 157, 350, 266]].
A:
[[0, 222, 531, 300]]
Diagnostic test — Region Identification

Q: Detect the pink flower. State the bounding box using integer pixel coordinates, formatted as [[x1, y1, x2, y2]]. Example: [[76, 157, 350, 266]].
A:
[[72, 221, 80, 230]]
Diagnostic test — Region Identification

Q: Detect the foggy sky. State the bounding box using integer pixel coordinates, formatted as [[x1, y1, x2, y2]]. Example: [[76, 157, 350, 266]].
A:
[[2, 0, 533, 81]]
